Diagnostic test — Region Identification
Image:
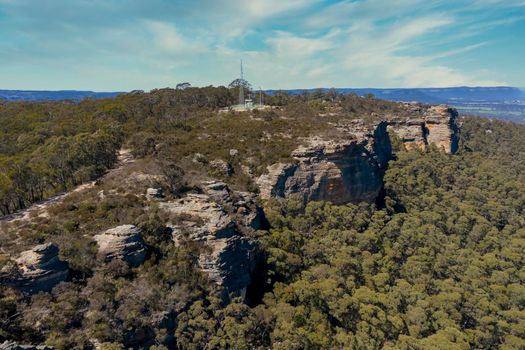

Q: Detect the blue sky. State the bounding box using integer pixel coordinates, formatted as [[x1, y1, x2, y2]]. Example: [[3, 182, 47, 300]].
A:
[[0, 0, 524, 90]]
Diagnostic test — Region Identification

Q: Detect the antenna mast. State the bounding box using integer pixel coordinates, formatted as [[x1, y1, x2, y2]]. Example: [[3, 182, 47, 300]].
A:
[[239, 60, 245, 106]]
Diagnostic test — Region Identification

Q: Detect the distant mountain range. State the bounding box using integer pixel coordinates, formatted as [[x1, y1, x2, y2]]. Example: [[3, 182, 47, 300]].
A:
[[324, 87, 525, 104], [280, 86, 525, 104], [276, 86, 525, 123], [0, 90, 123, 101], [1, 86, 524, 122]]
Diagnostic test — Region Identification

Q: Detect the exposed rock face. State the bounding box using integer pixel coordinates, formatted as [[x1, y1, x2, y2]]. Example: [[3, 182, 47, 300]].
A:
[[0, 341, 53, 350], [94, 225, 148, 267], [257, 105, 460, 205], [1, 243, 69, 294], [159, 181, 263, 300], [388, 104, 460, 154], [425, 105, 460, 154], [257, 122, 392, 204]]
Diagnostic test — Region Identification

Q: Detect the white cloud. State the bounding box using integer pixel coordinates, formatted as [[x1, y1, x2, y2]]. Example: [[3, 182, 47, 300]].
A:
[[180, 0, 320, 39], [241, 0, 319, 18], [331, 16, 506, 87], [144, 21, 208, 55], [266, 31, 335, 56], [306, 0, 425, 28], [385, 17, 453, 46], [0, 0, 518, 89]]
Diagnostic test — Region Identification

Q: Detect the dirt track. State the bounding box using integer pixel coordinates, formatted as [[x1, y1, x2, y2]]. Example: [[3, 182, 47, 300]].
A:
[[0, 149, 134, 223]]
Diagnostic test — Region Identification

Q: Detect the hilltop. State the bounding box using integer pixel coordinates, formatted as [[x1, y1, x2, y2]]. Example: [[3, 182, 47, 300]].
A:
[[0, 87, 524, 349]]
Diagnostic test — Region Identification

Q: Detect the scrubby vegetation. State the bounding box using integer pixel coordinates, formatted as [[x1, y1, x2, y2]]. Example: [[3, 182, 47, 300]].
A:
[[1, 88, 524, 349], [0, 87, 408, 215]]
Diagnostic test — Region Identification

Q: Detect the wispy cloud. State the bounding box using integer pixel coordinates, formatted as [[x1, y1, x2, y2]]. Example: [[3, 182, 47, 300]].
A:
[[306, 0, 425, 28], [0, 0, 522, 89], [144, 21, 209, 56]]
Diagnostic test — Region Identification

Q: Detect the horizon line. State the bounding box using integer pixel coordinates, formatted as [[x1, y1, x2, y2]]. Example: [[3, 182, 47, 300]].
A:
[[1, 85, 524, 93]]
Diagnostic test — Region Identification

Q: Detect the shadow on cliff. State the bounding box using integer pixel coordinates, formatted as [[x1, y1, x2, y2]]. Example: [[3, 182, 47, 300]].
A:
[[332, 121, 395, 209], [245, 207, 271, 307]]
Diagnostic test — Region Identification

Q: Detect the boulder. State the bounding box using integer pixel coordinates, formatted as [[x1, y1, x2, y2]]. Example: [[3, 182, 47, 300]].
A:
[[1, 243, 69, 294], [210, 159, 233, 177], [146, 187, 164, 200], [94, 225, 148, 267], [192, 153, 206, 164], [202, 180, 233, 204]]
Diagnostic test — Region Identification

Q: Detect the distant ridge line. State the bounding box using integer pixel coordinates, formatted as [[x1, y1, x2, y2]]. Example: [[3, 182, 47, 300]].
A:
[[0, 89, 124, 102], [1, 86, 523, 102]]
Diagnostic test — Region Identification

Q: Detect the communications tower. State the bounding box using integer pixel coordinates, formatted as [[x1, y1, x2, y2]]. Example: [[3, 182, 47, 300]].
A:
[[239, 60, 245, 106]]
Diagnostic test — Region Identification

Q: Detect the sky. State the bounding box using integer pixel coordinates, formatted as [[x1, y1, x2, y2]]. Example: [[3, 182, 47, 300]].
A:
[[0, 0, 524, 91]]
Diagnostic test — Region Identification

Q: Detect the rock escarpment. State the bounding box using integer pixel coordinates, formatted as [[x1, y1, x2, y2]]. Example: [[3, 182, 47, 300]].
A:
[[0, 243, 69, 294], [257, 105, 460, 204], [94, 225, 148, 267], [388, 104, 459, 154], [257, 121, 393, 205], [159, 181, 263, 300]]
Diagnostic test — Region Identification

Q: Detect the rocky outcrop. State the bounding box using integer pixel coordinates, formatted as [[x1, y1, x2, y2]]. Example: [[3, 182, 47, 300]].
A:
[[0, 341, 53, 350], [146, 187, 164, 200], [257, 105, 460, 205], [159, 181, 263, 300], [388, 104, 459, 154], [94, 225, 148, 267], [257, 121, 392, 205], [0, 243, 69, 294]]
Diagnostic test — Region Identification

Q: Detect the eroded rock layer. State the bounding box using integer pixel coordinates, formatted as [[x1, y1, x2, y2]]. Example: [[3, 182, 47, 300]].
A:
[[94, 225, 148, 267], [388, 104, 459, 154], [159, 181, 263, 300], [0, 341, 53, 350], [1, 243, 69, 294], [257, 121, 392, 204], [257, 105, 460, 205]]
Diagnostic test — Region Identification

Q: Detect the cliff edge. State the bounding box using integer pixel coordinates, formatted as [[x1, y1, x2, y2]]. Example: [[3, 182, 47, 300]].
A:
[[257, 105, 460, 204]]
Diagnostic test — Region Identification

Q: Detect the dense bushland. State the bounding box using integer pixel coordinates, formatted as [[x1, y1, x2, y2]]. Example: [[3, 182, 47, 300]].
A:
[[0, 89, 524, 349]]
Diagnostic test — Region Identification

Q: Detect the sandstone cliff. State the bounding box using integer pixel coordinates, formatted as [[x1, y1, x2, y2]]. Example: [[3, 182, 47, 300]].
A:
[[257, 121, 392, 204], [257, 105, 460, 204], [388, 104, 459, 154], [159, 181, 263, 300], [0, 243, 69, 294]]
